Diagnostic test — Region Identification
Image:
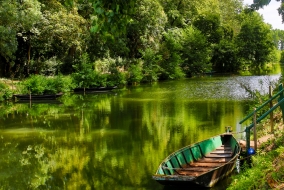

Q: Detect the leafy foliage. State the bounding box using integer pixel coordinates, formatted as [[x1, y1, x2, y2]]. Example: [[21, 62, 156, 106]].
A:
[[18, 75, 74, 94], [237, 9, 275, 69], [0, 81, 13, 101], [127, 62, 144, 84], [141, 48, 162, 82], [160, 0, 197, 29], [228, 154, 273, 190], [72, 53, 98, 88], [72, 53, 126, 87], [0, 1, 22, 65], [280, 51, 284, 64], [181, 26, 211, 76], [228, 137, 284, 190], [0, 0, 280, 80], [83, 0, 137, 36], [193, 13, 223, 44], [159, 28, 185, 80], [211, 39, 240, 73]]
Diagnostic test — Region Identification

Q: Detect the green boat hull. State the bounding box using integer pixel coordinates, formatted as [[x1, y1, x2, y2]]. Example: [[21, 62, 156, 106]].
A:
[[152, 134, 240, 187]]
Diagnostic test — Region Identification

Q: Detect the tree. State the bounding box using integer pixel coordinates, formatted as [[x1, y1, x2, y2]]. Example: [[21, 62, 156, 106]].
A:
[[159, 0, 197, 29], [141, 48, 162, 82], [181, 26, 212, 76], [85, 0, 167, 62], [250, 0, 272, 9], [16, 0, 42, 75], [218, 0, 243, 34], [33, 1, 88, 74], [0, 0, 42, 77], [192, 13, 223, 44], [0, 1, 18, 66], [211, 39, 240, 73], [272, 29, 284, 50], [250, 0, 284, 24], [237, 9, 275, 69], [65, 0, 137, 36], [158, 28, 185, 80], [280, 50, 284, 63]]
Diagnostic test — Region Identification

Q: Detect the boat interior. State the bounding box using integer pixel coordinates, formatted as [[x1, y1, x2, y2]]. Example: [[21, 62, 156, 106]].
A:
[[158, 135, 239, 177]]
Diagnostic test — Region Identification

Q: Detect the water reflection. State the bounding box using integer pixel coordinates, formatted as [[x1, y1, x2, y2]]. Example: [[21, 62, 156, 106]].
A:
[[0, 75, 281, 189]]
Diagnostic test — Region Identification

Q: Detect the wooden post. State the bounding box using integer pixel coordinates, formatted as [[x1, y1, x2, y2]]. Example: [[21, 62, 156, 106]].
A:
[[246, 127, 250, 154], [269, 86, 273, 134], [253, 108, 257, 152], [29, 90, 32, 108], [279, 84, 284, 122]]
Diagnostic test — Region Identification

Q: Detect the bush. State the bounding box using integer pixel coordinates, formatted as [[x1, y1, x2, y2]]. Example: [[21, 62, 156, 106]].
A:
[[141, 48, 162, 82], [158, 29, 185, 79], [94, 56, 127, 86], [18, 75, 75, 95], [20, 75, 46, 94], [127, 63, 143, 84], [0, 82, 13, 101], [106, 71, 127, 86], [72, 53, 101, 88], [45, 75, 76, 94]]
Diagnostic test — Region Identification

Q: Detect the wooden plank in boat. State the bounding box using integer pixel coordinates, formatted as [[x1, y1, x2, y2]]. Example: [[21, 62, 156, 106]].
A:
[[216, 147, 231, 151], [211, 150, 232, 154], [205, 153, 232, 158], [198, 157, 231, 163], [178, 166, 215, 171], [189, 162, 223, 167], [176, 170, 205, 176]]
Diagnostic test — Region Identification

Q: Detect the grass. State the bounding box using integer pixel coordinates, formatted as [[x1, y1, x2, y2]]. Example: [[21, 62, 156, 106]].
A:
[[227, 111, 284, 190]]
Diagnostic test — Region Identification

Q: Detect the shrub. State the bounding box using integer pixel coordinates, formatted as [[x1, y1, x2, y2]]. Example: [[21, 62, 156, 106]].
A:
[[0, 82, 13, 101], [45, 75, 76, 94], [94, 56, 127, 86], [106, 71, 127, 86], [18, 75, 74, 95], [72, 53, 99, 88], [127, 61, 143, 84], [20, 75, 47, 94], [141, 48, 162, 82]]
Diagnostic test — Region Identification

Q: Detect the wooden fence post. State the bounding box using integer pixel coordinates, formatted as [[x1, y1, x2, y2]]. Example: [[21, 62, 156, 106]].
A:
[[253, 108, 257, 152], [246, 129, 250, 154], [269, 86, 273, 134], [279, 84, 284, 122]]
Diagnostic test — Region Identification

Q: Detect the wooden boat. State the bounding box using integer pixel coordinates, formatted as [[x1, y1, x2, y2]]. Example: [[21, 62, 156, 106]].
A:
[[152, 134, 240, 187], [13, 93, 63, 101], [73, 86, 117, 92]]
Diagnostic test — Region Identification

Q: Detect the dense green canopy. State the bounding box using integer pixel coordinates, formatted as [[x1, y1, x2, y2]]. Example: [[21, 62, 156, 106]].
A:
[[0, 0, 283, 82]]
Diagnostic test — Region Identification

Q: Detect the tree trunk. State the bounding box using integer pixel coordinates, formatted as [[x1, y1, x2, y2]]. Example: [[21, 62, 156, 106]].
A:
[[27, 41, 31, 75]]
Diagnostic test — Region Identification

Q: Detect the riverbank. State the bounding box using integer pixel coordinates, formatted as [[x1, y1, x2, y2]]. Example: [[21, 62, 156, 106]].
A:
[[228, 111, 284, 189]]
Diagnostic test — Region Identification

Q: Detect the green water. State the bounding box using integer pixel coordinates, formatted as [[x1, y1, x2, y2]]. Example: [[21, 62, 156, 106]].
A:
[[0, 75, 280, 189]]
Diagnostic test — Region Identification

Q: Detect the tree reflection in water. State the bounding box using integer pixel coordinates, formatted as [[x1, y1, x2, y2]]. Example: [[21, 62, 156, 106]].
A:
[[0, 76, 279, 189]]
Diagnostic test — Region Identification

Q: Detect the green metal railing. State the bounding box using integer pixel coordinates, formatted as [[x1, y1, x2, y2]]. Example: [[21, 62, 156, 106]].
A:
[[239, 84, 284, 154]]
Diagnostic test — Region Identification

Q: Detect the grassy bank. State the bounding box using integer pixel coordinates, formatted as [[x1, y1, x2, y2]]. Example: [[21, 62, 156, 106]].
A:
[[227, 112, 284, 189]]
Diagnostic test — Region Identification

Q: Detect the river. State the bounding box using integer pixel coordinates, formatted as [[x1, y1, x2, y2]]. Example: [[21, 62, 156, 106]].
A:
[[0, 74, 281, 189]]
